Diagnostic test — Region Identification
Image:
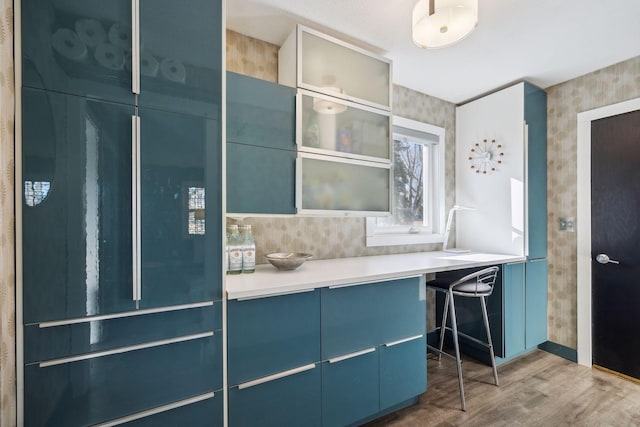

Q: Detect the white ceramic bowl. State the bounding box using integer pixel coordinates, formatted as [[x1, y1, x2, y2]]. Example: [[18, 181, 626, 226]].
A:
[[265, 253, 313, 271]]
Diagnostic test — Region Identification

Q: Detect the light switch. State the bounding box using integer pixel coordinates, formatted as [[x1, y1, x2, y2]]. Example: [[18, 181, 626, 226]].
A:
[[559, 217, 575, 232]]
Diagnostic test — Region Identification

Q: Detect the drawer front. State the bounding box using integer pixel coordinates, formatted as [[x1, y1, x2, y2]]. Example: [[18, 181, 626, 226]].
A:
[[229, 364, 321, 427], [321, 283, 382, 359], [228, 290, 320, 385], [121, 392, 223, 427], [24, 304, 220, 364], [379, 335, 427, 410], [377, 277, 425, 344], [321, 349, 379, 427], [525, 259, 548, 349], [24, 333, 222, 427]]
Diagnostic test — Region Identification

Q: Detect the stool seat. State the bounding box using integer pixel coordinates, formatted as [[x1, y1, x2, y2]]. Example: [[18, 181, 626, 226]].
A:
[[426, 266, 500, 411]]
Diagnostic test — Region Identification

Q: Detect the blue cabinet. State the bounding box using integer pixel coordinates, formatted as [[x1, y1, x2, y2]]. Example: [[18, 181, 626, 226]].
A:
[[22, 0, 222, 117], [229, 364, 321, 427], [322, 349, 379, 427], [503, 262, 526, 357], [525, 259, 548, 349], [24, 333, 222, 427], [379, 335, 427, 410], [121, 393, 223, 427], [227, 290, 320, 386], [226, 71, 296, 214]]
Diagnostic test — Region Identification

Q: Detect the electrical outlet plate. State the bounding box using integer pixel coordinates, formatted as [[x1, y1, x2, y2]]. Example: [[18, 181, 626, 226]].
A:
[[559, 217, 575, 232]]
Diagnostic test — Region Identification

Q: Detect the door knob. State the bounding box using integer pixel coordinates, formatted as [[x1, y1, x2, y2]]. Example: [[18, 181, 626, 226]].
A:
[[595, 253, 620, 265]]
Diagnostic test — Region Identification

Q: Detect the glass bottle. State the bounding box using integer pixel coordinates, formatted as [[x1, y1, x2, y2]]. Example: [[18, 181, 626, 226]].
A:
[[226, 224, 243, 275], [239, 224, 256, 274]]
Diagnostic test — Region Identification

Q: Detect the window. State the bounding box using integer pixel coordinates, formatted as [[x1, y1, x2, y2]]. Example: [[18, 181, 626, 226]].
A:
[[366, 116, 445, 246], [187, 186, 206, 235]]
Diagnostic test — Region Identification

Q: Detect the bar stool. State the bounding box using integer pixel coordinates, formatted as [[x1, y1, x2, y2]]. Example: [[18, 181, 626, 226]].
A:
[[426, 266, 500, 411]]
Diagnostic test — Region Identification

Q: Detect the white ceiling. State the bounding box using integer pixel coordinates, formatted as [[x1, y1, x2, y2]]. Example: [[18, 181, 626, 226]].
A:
[[226, 0, 640, 104]]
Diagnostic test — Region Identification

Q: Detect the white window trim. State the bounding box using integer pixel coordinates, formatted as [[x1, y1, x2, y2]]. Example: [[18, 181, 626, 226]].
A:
[[366, 116, 446, 247]]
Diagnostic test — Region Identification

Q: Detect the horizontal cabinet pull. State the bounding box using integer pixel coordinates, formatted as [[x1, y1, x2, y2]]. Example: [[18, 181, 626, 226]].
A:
[[328, 347, 376, 364], [328, 275, 422, 289], [236, 288, 315, 301], [35, 301, 215, 328], [38, 331, 214, 368], [94, 391, 215, 427], [238, 363, 316, 390], [384, 334, 424, 347]]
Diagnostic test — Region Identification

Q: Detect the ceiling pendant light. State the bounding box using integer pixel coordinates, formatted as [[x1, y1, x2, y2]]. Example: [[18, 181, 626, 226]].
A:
[[412, 0, 478, 49]]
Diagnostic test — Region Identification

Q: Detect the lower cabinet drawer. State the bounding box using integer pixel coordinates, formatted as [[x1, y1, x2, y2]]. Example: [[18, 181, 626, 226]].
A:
[[24, 332, 222, 427], [120, 392, 223, 427], [229, 363, 321, 427], [379, 335, 427, 410], [321, 348, 379, 427]]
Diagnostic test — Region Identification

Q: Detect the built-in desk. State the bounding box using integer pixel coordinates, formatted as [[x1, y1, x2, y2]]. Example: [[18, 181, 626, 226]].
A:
[[225, 251, 524, 427]]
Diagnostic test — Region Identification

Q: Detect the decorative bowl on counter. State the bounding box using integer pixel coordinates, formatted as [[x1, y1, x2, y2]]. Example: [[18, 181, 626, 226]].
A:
[[265, 253, 313, 271]]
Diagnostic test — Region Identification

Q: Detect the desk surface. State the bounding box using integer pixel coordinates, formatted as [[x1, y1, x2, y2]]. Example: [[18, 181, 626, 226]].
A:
[[226, 251, 525, 300]]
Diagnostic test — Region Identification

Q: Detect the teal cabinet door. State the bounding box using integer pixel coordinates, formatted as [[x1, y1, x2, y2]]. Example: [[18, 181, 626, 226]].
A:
[[138, 107, 221, 307], [22, 88, 136, 323], [227, 290, 320, 386], [226, 142, 296, 214], [229, 364, 321, 427], [377, 277, 425, 344], [379, 335, 427, 410], [322, 350, 379, 427], [321, 283, 382, 359], [138, 0, 222, 118], [24, 333, 221, 427], [227, 71, 296, 150], [503, 262, 526, 357], [22, 0, 135, 104], [525, 259, 548, 348]]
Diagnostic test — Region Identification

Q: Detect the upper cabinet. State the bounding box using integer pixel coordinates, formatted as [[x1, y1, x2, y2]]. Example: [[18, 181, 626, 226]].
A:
[[22, 0, 222, 118], [279, 25, 392, 111]]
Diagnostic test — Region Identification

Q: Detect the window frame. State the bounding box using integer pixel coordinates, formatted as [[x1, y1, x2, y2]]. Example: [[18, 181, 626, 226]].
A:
[[366, 116, 446, 247]]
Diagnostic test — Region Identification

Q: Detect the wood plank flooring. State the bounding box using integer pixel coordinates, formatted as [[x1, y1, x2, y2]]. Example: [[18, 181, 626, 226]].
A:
[[365, 350, 640, 426]]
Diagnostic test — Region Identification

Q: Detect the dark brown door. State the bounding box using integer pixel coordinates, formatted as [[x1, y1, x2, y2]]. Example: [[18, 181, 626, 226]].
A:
[[591, 109, 640, 379]]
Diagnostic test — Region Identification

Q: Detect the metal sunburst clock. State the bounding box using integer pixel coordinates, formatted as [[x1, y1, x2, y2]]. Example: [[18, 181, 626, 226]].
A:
[[468, 138, 504, 174]]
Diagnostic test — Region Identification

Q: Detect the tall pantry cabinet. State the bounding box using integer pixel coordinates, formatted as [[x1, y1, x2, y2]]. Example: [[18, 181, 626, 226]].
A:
[[19, 0, 224, 425]]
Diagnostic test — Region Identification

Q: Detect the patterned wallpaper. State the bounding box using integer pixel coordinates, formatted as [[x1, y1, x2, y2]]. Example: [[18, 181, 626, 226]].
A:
[[0, 0, 15, 425], [546, 56, 640, 349]]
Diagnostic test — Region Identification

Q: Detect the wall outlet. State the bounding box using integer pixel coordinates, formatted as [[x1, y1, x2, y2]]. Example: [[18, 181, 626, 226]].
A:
[[559, 217, 575, 232]]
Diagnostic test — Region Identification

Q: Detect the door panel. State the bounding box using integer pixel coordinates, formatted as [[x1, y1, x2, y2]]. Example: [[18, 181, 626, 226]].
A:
[[22, 88, 136, 323], [591, 109, 640, 379], [22, 0, 135, 104], [138, 108, 221, 307]]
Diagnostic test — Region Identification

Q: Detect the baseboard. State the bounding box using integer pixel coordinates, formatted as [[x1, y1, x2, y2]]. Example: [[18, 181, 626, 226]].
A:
[[538, 341, 578, 362]]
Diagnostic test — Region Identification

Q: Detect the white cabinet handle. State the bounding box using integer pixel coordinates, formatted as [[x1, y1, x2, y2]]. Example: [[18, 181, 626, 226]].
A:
[[384, 334, 423, 347], [131, 0, 140, 94], [237, 363, 316, 390], [131, 115, 141, 302], [328, 347, 376, 364]]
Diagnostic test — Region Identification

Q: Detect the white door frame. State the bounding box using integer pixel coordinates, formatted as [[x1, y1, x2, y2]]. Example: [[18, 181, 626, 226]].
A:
[[576, 97, 640, 367]]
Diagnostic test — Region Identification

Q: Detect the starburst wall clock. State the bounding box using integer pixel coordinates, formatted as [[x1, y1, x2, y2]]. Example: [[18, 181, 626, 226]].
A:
[[468, 138, 504, 174]]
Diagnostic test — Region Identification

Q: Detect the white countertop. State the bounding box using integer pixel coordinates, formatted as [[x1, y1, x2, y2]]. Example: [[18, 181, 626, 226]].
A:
[[226, 251, 525, 300]]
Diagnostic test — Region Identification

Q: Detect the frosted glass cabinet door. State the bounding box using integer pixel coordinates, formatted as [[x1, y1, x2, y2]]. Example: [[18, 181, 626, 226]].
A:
[[299, 27, 391, 110], [138, 0, 222, 118], [138, 108, 222, 307], [298, 154, 390, 214], [298, 90, 390, 162], [22, 88, 136, 324], [22, 0, 135, 105]]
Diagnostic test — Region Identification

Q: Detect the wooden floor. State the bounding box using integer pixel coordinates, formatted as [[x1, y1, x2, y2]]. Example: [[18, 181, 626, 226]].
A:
[[365, 350, 640, 426]]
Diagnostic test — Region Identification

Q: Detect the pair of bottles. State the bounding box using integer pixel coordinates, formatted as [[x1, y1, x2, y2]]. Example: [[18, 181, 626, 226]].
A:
[[227, 224, 255, 274]]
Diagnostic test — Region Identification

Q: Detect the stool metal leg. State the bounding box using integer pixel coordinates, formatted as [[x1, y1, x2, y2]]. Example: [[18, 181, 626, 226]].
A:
[[437, 291, 450, 362], [447, 289, 466, 411], [480, 296, 499, 386]]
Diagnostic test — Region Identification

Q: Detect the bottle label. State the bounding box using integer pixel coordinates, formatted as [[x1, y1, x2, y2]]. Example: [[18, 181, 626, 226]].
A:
[[243, 246, 256, 270], [229, 247, 243, 271]]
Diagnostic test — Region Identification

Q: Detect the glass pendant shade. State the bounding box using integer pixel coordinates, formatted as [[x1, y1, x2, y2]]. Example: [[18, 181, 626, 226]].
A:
[[412, 0, 478, 49]]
